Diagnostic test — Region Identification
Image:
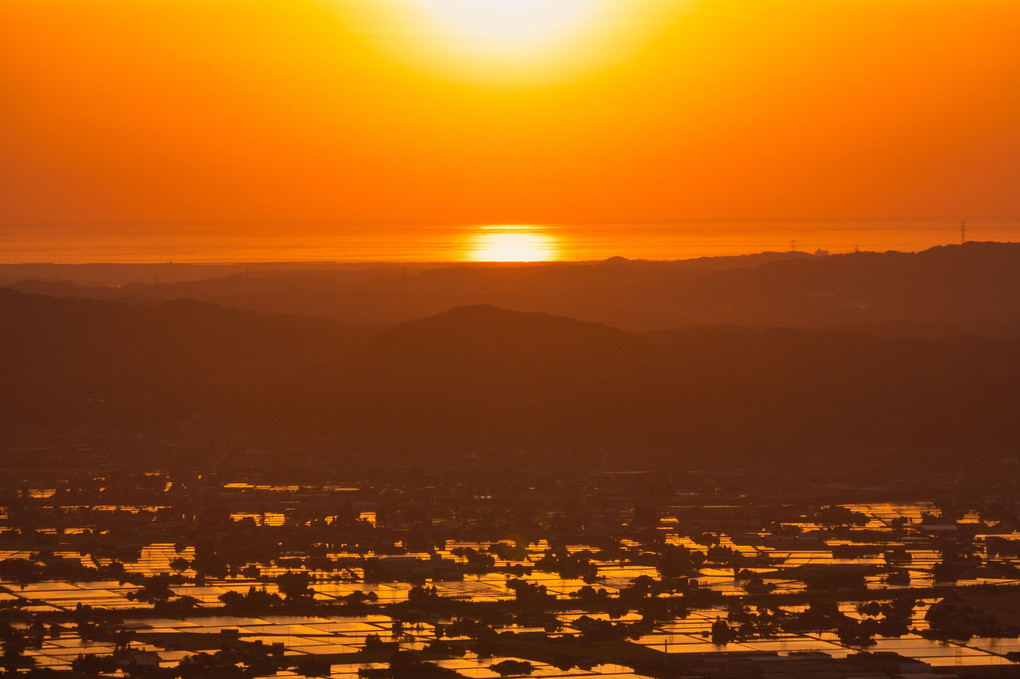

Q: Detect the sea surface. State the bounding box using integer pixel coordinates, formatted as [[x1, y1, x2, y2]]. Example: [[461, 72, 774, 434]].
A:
[[3, 221, 1019, 263]]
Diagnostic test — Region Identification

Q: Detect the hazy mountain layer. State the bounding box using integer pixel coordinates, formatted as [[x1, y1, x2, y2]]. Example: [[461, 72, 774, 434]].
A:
[[3, 288, 1018, 464], [7, 243, 1020, 334]]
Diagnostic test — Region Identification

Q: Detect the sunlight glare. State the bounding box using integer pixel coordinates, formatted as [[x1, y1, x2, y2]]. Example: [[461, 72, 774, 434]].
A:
[[464, 226, 559, 262]]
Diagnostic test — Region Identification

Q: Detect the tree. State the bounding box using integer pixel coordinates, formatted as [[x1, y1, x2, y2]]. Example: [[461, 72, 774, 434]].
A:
[[490, 659, 534, 676], [711, 618, 734, 645], [277, 572, 315, 601]]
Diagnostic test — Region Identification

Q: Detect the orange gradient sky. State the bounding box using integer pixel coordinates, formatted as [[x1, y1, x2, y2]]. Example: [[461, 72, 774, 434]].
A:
[[2, 0, 1020, 260]]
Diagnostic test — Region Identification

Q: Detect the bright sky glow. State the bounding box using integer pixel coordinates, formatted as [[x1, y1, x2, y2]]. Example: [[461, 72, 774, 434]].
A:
[[4, 0, 1020, 245]]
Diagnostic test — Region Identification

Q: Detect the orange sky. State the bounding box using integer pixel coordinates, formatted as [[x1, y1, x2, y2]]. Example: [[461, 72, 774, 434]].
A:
[[2, 0, 1019, 249]]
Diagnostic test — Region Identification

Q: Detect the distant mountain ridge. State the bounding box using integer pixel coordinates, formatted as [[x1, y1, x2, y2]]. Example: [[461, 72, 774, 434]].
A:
[[6, 243, 1020, 333], [3, 288, 1018, 464]]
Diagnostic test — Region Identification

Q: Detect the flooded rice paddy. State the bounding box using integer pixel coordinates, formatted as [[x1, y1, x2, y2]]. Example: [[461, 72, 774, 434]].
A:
[[3, 456, 1020, 679], [4, 494, 1020, 674]]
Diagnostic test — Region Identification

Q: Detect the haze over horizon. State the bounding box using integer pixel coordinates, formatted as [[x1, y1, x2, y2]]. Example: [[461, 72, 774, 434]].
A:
[[3, 0, 1020, 263], [4, 221, 1020, 264]]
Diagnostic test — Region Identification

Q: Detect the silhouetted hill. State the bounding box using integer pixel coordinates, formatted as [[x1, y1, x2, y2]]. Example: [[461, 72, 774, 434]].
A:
[[8, 243, 1020, 333], [252, 306, 1020, 462], [270, 306, 647, 448], [3, 290, 1019, 464], [0, 288, 373, 427]]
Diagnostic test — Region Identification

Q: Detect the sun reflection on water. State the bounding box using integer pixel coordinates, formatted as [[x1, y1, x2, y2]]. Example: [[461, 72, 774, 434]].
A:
[[463, 225, 560, 262]]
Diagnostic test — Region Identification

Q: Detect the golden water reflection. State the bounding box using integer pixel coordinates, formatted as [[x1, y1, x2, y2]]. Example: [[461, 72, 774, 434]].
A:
[[462, 225, 560, 262], [7, 221, 1019, 263]]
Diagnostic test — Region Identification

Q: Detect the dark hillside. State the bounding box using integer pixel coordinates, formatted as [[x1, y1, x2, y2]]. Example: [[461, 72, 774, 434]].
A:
[[254, 306, 1020, 463], [3, 289, 1019, 466], [0, 288, 373, 427]]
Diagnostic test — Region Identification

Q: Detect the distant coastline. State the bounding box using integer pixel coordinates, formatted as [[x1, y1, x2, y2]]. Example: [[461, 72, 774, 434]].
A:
[[2, 220, 1018, 265]]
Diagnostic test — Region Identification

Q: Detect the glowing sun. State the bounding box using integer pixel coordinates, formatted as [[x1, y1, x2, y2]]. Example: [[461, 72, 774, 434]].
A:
[[336, 0, 691, 82], [413, 0, 601, 48]]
